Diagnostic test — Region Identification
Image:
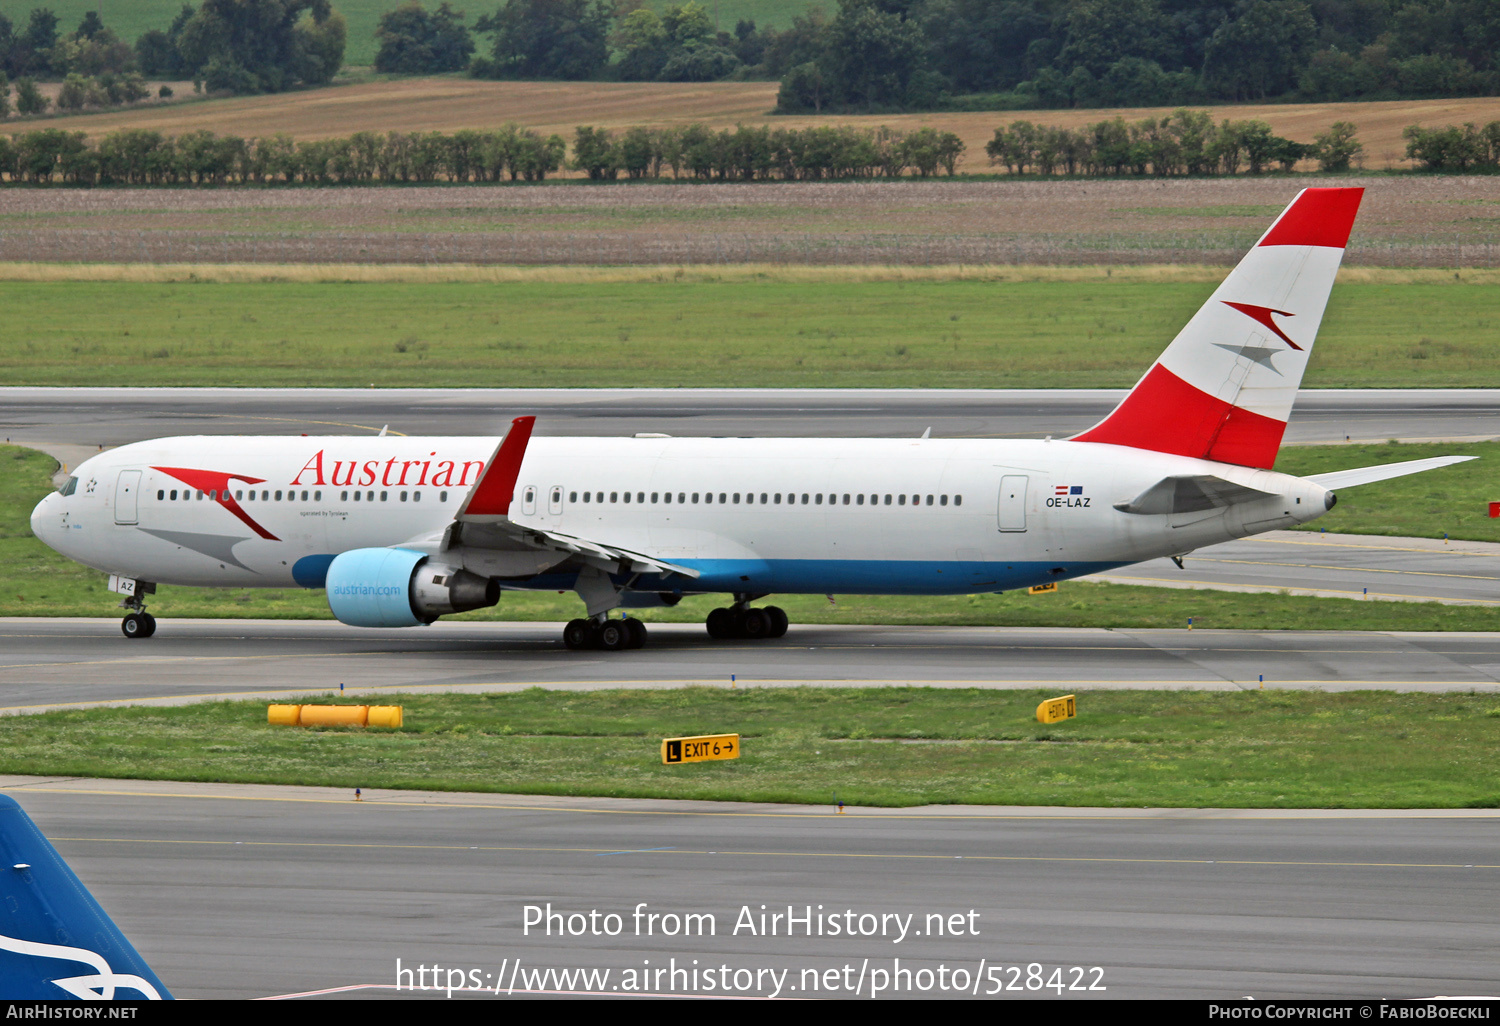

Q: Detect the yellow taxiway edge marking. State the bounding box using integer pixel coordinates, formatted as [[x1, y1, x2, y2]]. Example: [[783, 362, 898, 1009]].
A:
[[46, 836, 1500, 871], [1, 677, 1497, 715], [196, 414, 409, 436], [11, 786, 1500, 821], [1262, 536, 1500, 557], [1097, 575, 1500, 605], [1191, 557, 1500, 581]]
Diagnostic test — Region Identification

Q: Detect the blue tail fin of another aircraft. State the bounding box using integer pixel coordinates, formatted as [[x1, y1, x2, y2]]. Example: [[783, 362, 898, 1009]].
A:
[[0, 794, 170, 1000]]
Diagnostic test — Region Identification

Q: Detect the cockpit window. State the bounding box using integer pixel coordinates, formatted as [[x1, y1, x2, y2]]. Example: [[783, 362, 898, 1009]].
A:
[[58, 476, 78, 497]]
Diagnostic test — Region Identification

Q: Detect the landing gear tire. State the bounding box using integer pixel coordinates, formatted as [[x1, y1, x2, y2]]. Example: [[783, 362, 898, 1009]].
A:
[[121, 612, 154, 639], [597, 620, 631, 651], [624, 618, 647, 649], [706, 607, 734, 639], [563, 618, 593, 650], [739, 608, 771, 639], [705, 605, 788, 641]]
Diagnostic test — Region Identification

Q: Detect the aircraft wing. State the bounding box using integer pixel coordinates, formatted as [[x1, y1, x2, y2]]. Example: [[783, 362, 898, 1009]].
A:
[[416, 417, 700, 580], [1114, 474, 1279, 515], [0, 794, 171, 1000]]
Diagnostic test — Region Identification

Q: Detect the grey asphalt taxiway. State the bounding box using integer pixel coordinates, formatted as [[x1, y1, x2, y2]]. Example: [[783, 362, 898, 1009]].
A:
[[5, 618, 1500, 714], [7, 776, 1497, 1000], [5, 387, 1500, 465]]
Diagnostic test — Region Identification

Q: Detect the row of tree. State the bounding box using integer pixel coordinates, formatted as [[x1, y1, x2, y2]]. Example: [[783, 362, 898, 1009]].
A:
[[986, 112, 1364, 177], [0, 124, 965, 184], [1403, 122, 1500, 171], [0, 116, 1392, 185], [0, 126, 568, 184]]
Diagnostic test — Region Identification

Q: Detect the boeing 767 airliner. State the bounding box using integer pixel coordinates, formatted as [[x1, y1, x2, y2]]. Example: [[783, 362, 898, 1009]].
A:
[[29, 187, 1473, 649]]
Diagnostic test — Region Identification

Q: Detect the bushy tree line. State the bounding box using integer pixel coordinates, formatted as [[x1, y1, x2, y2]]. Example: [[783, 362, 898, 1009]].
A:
[[1403, 122, 1500, 171], [571, 123, 965, 179], [0, 126, 567, 184], [0, 2, 344, 97], [775, 0, 1500, 112], [987, 112, 1364, 176], [0, 116, 1383, 186]]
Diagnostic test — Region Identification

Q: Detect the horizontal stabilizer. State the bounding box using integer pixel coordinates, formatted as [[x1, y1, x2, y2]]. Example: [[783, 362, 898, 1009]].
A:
[[1115, 475, 1277, 516], [1305, 455, 1476, 490]]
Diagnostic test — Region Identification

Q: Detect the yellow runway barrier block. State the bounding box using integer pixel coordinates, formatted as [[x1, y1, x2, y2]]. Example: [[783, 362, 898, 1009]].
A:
[[268, 705, 404, 728], [367, 706, 403, 729], [267, 705, 301, 726]]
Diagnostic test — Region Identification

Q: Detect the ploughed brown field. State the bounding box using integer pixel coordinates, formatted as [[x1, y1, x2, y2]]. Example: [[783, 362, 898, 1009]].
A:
[[10, 77, 1500, 174], [2, 176, 1496, 267]]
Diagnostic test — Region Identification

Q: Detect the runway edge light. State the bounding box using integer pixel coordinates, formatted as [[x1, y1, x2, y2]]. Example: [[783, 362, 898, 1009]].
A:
[[662, 734, 741, 765], [1036, 695, 1077, 725]]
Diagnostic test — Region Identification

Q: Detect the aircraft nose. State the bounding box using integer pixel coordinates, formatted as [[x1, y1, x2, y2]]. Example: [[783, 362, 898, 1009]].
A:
[[30, 492, 58, 546]]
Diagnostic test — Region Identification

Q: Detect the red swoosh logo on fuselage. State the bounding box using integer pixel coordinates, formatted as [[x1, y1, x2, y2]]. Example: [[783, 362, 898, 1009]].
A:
[[1222, 301, 1302, 350], [151, 467, 279, 541]]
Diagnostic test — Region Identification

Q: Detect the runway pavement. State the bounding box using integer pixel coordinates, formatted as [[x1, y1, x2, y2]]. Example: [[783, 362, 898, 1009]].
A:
[[4, 618, 1500, 714], [5, 776, 1496, 1000], [1092, 530, 1500, 605], [4, 387, 1499, 476]]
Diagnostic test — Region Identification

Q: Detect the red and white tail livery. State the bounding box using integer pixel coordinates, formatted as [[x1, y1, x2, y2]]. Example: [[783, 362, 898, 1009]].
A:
[[30, 189, 1475, 650], [1074, 187, 1364, 468]]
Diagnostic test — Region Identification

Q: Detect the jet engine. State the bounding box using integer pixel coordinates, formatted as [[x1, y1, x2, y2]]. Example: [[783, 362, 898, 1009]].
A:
[[325, 547, 499, 628]]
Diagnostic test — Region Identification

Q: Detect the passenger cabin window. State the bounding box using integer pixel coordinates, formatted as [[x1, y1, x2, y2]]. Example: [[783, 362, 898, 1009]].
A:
[[523, 486, 536, 515], [549, 487, 563, 514]]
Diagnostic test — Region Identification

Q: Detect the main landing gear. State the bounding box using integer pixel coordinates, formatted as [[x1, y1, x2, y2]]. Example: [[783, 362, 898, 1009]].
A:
[[706, 604, 788, 640], [563, 616, 647, 651]]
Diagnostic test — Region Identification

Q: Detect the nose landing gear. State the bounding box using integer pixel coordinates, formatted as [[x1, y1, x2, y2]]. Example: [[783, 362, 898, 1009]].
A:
[[112, 578, 157, 639], [121, 610, 157, 639]]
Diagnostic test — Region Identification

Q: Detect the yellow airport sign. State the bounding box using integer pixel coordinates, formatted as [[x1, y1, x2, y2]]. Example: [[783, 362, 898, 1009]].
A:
[[1029, 582, 1057, 594], [1036, 695, 1076, 724], [662, 733, 741, 765]]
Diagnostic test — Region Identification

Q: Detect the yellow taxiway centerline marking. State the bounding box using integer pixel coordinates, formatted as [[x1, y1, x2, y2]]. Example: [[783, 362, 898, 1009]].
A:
[[44, 836, 1500, 870], [8, 785, 1500, 821]]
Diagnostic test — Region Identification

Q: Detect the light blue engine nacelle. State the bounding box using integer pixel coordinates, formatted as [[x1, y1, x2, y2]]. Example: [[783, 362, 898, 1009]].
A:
[[325, 547, 500, 628]]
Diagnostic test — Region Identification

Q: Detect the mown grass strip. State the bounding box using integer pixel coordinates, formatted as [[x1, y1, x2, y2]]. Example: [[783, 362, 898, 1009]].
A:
[[5, 688, 1498, 808], [2, 275, 1498, 387]]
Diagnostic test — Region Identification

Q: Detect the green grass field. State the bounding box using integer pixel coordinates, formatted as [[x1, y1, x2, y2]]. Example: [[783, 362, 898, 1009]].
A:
[[0, 0, 813, 69], [6, 688, 1499, 807], [2, 272, 1498, 387], [6, 442, 1497, 626]]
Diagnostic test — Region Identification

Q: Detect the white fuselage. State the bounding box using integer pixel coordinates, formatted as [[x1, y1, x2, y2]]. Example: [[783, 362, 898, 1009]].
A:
[[31, 434, 1331, 600]]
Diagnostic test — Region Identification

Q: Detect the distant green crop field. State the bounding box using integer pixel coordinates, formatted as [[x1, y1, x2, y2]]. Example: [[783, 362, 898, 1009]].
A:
[[0, 272, 1496, 389], [0, 0, 815, 69]]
